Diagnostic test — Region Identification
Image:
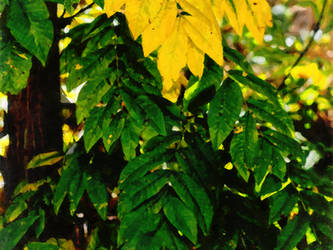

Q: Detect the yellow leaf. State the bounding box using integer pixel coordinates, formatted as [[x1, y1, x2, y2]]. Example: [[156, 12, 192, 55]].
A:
[[291, 63, 328, 90], [179, 0, 223, 65], [186, 39, 205, 77], [211, 0, 224, 23], [141, 0, 177, 56], [243, 0, 272, 43], [157, 18, 188, 85], [161, 72, 188, 102], [104, 0, 126, 17], [222, 0, 242, 34], [222, 0, 272, 43], [125, 0, 165, 39]]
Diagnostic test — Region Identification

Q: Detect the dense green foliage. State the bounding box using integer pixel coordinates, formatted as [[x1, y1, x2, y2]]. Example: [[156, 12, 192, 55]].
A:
[[0, 0, 332, 249]]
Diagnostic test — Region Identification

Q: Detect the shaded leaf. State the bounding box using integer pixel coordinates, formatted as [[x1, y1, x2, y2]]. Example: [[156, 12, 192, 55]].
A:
[[136, 95, 167, 135], [208, 78, 243, 149], [263, 129, 304, 163], [163, 196, 197, 244], [276, 214, 310, 250], [247, 98, 294, 137], [120, 118, 143, 160], [0, 211, 39, 250], [86, 172, 109, 220], [69, 170, 87, 216], [269, 186, 298, 224], [230, 112, 258, 182], [26, 242, 58, 250]]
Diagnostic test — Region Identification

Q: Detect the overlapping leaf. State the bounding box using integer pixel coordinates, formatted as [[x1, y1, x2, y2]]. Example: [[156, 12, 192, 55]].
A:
[[7, 0, 53, 66], [118, 135, 213, 248], [230, 112, 259, 182], [208, 78, 243, 149]]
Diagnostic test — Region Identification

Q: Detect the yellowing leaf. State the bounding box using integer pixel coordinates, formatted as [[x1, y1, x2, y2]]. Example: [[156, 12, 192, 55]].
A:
[[104, 0, 126, 17], [186, 39, 205, 77], [141, 0, 177, 56], [125, 0, 164, 39], [179, 0, 223, 65], [27, 151, 64, 169]]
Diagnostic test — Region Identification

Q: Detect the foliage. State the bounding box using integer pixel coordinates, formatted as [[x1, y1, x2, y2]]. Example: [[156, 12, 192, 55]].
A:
[[0, 0, 332, 249]]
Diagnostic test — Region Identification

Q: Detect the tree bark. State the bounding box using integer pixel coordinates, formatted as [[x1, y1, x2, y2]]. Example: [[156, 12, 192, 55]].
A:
[[2, 3, 62, 200]]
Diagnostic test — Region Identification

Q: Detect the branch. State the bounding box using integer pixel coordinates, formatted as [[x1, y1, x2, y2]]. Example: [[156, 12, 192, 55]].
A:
[[278, 0, 328, 91], [57, 3, 95, 28]]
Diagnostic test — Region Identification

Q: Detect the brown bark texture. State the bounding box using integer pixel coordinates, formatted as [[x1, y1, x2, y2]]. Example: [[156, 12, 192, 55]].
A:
[[2, 4, 62, 200]]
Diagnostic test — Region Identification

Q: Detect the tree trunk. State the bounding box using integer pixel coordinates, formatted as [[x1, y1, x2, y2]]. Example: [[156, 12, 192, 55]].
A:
[[3, 3, 62, 200]]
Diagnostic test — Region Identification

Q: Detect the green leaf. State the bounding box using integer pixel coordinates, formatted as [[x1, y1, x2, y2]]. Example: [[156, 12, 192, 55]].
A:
[[120, 118, 143, 161], [83, 107, 105, 152], [247, 98, 294, 137], [87, 227, 100, 250], [119, 206, 162, 247], [52, 156, 79, 214], [7, 0, 53, 66], [64, 0, 80, 14], [276, 214, 310, 250], [271, 148, 286, 181], [69, 170, 87, 216], [34, 208, 45, 238], [86, 172, 109, 220], [119, 171, 169, 218], [102, 112, 125, 152], [228, 70, 280, 106], [0, 39, 32, 94], [120, 90, 145, 124], [230, 112, 258, 182], [312, 214, 333, 240], [170, 173, 213, 235], [136, 95, 166, 136], [0, 211, 39, 250], [93, 0, 104, 8], [263, 129, 304, 163], [269, 186, 298, 224], [254, 139, 272, 188], [119, 133, 181, 186], [184, 61, 223, 112], [163, 196, 197, 244], [76, 79, 111, 123], [0, 0, 8, 13], [4, 200, 27, 223], [66, 50, 115, 91], [260, 175, 282, 197], [26, 242, 58, 250], [208, 78, 243, 150], [223, 42, 253, 73], [27, 151, 63, 169]]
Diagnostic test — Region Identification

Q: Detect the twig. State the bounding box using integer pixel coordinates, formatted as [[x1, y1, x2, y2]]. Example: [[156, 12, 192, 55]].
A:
[[278, 0, 328, 91], [57, 3, 95, 28]]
